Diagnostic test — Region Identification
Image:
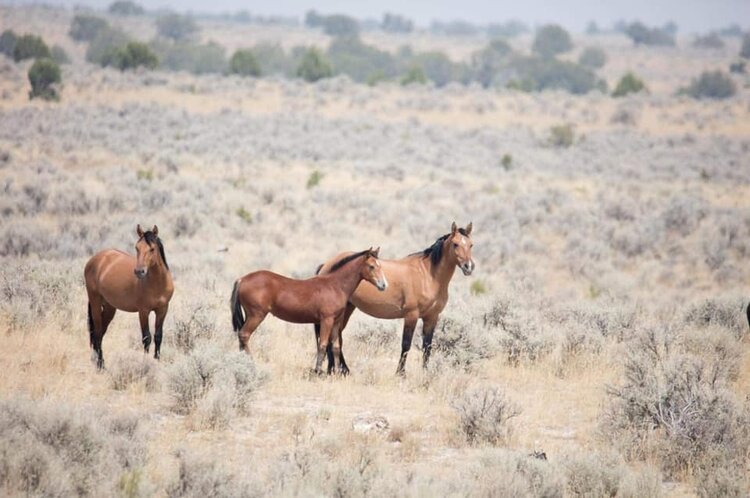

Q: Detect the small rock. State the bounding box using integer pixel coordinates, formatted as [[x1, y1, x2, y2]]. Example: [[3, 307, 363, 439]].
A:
[[352, 414, 389, 434]]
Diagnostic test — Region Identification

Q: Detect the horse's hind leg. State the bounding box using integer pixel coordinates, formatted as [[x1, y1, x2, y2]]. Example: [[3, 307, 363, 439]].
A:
[[396, 314, 419, 376], [329, 303, 355, 375], [101, 302, 116, 335], [87, 295, 106, 370], [238, 311, 266, 353]]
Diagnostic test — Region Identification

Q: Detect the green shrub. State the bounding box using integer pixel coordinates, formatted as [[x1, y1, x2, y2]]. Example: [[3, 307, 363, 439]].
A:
[[108, 0, 145, 16], [625, 22, 675, 46], [740, 33, 750, 59], [236, 206, 253, 223], [692, 33, 725, 49], [412, 51, 466, 86], [684, 70, 736, 99], [382, 13, 413, 33], [13, 34, 50, 62], [452, 386, 520, 445], [304, 10, 324, 27], [229, 49, 261, 77], [321, 14, 359, 37], [306, 170, 323, 189], [501, 153, 513, 169], [509, 56, 598, 94], [152, 40, 227, 74], [532, 24, 573, 58], [113, 41, 158, 70], [327, 36, 397, 82], [85, 27, 130, 66], [578, 46, 607, 69], [0, 29, 17, 58], [251, 43, 293, 76], [50, 45, 71, 64], [401, 65, 426, 85], [470, 280, 487, 296], [296, 48, 332, 82], [156, 13, 199, 41], [69, 15, 109, 42], [28, 58, 61, 101], [612, 72, 646, 97], [548, 124, 575, 148], [471, 38, 513, 87]]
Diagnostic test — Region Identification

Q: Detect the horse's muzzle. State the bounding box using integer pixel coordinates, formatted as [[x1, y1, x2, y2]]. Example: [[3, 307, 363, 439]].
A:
[[376, 278, 388, 291], [134, 268, 147, 279], [460, 261, 474, 276]]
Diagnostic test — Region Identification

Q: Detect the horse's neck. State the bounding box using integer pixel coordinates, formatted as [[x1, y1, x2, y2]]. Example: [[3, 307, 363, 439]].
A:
[[333, 261, 364, 297], [426, 245, 456, 291]]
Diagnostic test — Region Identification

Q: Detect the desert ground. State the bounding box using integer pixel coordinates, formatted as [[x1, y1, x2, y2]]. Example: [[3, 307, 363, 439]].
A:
[[1, 5, 749, 497]]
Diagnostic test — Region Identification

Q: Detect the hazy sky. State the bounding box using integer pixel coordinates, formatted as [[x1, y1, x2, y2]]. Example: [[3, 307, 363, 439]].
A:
[[8, 0, 750, 32]]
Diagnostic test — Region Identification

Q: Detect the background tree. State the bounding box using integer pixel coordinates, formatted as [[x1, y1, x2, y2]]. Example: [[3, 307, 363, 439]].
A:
[[28, 58, 61, 100], [532, 24, 573, 58]]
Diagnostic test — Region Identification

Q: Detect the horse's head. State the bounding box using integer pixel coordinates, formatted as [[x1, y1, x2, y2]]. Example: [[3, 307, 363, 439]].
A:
[[361, 247, 388, 291], [134, 224, 163, 279], [446, 221, 475, 276]]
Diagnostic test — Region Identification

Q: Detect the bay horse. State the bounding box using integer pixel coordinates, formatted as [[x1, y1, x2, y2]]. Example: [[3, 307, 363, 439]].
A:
[[84, 225, 174, 369], [230, 248, 387, 374], [315, 222, 474, 375]]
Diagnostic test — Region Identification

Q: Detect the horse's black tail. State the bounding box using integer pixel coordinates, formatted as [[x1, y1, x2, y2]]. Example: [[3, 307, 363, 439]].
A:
[[231, 280, 245, 333], [87, 302, 95, 346], [746, 301, 750, 329]]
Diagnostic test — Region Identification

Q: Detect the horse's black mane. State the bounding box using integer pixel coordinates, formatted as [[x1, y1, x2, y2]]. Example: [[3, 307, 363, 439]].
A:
[[329, 250, 370, 272], [415, 228, 468, 267], [143, 231, 169, 270]]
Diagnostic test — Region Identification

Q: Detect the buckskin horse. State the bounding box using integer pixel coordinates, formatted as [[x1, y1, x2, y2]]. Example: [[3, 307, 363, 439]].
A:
[[315, 222, 475, 375], [84, 225, 174, 369], [231, 247, 387, 374]]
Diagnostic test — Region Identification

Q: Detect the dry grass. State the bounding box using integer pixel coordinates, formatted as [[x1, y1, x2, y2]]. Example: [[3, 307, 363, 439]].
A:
[[0, 5, 749, 496]]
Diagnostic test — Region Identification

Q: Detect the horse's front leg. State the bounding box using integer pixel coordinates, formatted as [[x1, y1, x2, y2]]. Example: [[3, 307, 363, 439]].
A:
[[422, 314, 439, 369], [316, 317, 334, 375], [396, 313, 419, 376], [138, 309, 152, 353], [154, 304, 169, 360]]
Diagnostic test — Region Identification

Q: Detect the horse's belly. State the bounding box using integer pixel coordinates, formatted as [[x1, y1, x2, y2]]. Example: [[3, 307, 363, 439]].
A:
[[271, 305, 317, 324], [351, 295, 405, 320], [100, 290, 139, 313]]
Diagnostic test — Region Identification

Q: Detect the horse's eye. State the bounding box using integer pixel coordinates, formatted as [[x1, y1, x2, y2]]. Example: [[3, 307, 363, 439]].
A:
[[453, 243, 459, 248], [369, 265, 375, 270]]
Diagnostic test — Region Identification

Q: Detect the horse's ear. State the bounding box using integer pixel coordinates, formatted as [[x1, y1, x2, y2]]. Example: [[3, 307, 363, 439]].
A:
[[372, 247, 380, 258], [465, 222, 473, 235], [136, 224, 144, 238], [451, 221, 458, 234], [152, 225, 159, 237]]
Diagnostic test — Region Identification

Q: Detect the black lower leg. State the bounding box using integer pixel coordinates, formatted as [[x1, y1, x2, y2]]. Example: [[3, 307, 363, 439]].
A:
[[423, 329, 435, 368], [154, 327, 162, 359], [141, 327, 151, 352]]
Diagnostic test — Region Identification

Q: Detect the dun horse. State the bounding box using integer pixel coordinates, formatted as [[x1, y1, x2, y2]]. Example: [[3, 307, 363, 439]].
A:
[[315, 222, 474, 375], [84, 225, 174, 369], [231, 248, 387, 374]]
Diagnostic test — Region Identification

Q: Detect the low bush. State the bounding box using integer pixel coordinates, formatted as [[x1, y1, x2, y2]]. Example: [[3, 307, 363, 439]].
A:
[[113, 41, 158, 70], [602, 328, 750, 486], [578, 46, 607, 68], [167, 344, 265, 428], [548, 123, 575, 147], [625, 22, 675, 46], [471, 38, 513, 87], [692, 33, 725, 49], [50, 45, 71, 64], [740, 32, 750, 59], [156, 13, 199, 42], [85, 27, 130, 66], [109, 0, 145, 16], [153, 40, 227, 74], [508, 56, 599, 94], [108, 351, 159, 391], [250, 43, 293, 76], [169, 303, 217, 353], [612, 72, 646, 97], [327, 36, 397, 83], [532, 24, 573, 58], [167, 449, 255, 497], [683, 297, 747, 340], [69, 14, 109, 42], [28, 58, 61, 101], [0, 29, 17, 58], [401, 65, 426, 85], [13, 34, 50, 62], [0, 397, 147, 497], [684, 70, 736, 99], [296, 48, 332, 82], [452, 386, 520, 445], [229, 49, 261, 77]]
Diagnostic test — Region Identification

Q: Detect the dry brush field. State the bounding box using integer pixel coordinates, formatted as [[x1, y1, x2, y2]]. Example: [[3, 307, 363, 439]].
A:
[[1, 6, 750, 497]]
